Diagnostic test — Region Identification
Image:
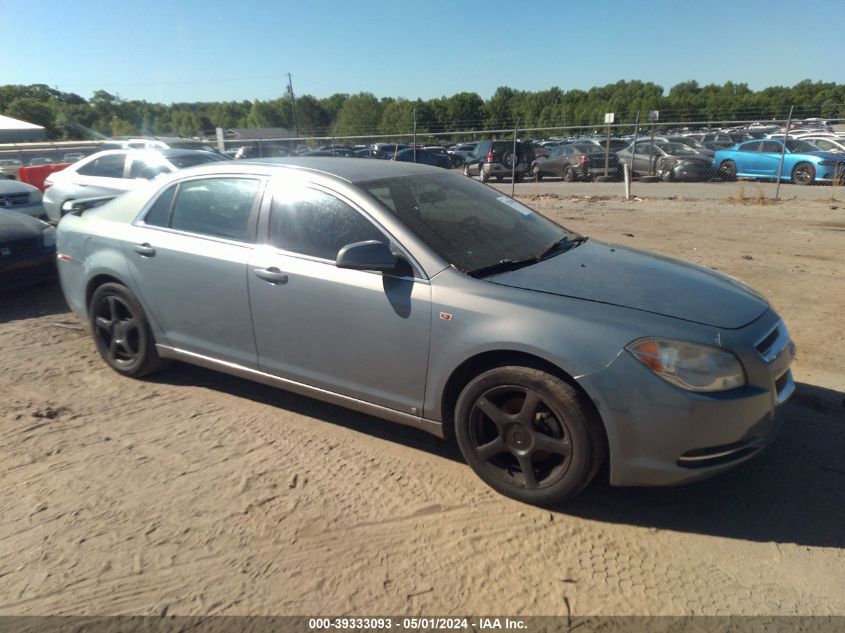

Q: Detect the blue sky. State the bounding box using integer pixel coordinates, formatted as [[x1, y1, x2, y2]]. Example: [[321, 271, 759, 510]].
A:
[[3, 0, 843, 104]]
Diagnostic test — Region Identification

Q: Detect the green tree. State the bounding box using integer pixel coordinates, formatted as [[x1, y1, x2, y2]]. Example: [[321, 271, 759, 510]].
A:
[[333, 92, 382, 137], [4, 97, 56, 134]]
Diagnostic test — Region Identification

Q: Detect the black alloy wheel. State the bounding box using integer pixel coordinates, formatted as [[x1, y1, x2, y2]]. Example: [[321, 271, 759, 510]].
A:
[[455, 366, 604, 505], [719, 160, 737, 180], [791, 162, 815, 186], [89, 282, 165, 377]]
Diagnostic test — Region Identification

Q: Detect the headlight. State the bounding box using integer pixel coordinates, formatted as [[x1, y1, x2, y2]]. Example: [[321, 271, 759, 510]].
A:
[[626, 338, 746, 392], [41, 225, 56, 247]]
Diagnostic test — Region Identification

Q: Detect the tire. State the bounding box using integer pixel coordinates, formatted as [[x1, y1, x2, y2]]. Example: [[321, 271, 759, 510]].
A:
[[514, 173, 524, 183], [88, 282, 165, 378], [479, 168, 490, 183], [562, 165, 576, 182], [532, 164, 543, 182], [454, 366, 605, 505], [719, 160, 737, 181], [463, 164, 471, 177], [791, 162, 815, 186]]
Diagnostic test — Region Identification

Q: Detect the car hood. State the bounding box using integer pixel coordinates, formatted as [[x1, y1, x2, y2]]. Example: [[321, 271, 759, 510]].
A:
[[0, 179, 37, 195], [488, 240, 769, 329], [0, 209, 47, 241]]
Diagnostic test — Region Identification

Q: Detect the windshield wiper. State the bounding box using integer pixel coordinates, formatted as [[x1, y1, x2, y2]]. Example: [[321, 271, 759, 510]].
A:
[[466, 235, 588, 279], [535, 234, 588, 260], [466, 257, 541, 279]]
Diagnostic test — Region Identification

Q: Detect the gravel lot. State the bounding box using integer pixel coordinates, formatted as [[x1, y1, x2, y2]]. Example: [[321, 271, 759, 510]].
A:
[[498, 178, 845, 202], [1, 194, 844, 617]]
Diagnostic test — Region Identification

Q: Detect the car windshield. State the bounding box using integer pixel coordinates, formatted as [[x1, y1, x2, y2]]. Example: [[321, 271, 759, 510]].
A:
[[786, 139, 822, 153], [360, 173, 572, 273], [166, 152, 229, 168], [657, 142, 700, 156]]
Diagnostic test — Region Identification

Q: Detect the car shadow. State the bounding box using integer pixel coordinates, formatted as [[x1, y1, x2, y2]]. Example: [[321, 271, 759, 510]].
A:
[[0, 278, 67, 324], [150, 362, 463, 463], [152, 361, 844, 548], [559, 382, 845, 549]]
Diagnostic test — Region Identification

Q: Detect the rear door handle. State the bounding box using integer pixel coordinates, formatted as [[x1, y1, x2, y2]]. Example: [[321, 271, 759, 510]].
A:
[[133, 243, 156, 257], [254, 267, 288, 284]]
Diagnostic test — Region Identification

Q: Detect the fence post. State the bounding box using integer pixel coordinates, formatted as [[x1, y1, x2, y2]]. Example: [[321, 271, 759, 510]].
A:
[[774, 105, 794, 200], [511, 118, 519, 197], [629, 111, 641, 195], [413, 107, 417, 164]]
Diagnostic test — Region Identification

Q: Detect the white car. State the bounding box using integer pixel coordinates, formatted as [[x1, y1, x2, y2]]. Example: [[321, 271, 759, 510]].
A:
[[801, 136, 845, 153], [42, 148, 229, 223]]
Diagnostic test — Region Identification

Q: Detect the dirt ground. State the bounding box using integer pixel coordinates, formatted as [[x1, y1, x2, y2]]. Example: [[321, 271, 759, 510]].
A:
[[1, 195, 844, 617]]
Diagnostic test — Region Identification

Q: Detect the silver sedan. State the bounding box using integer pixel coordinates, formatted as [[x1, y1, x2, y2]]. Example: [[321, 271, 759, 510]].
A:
[[56, 159, 794, 505]]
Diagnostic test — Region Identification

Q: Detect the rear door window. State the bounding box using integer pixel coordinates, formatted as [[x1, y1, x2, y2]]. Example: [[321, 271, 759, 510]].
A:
[[759, 141, 783, 153], [169, 177, 260, 241], [143, 184, 177, 227], [76, 154, 127, 178]]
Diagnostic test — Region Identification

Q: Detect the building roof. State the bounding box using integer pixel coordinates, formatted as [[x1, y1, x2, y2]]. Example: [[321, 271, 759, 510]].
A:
[[0, 114, 45, 131]]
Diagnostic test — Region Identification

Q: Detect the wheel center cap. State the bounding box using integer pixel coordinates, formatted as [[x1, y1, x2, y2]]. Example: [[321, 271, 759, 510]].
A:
[[507, 425, 532, 449]]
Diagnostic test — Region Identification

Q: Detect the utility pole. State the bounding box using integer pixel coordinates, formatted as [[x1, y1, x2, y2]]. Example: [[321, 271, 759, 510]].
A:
[[413, 107, 417, 163], [286, 72, 299, 140]]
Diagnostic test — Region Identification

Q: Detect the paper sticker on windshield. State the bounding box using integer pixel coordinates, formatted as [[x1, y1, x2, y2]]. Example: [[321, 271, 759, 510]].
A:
[[497, 196, 533, 216]]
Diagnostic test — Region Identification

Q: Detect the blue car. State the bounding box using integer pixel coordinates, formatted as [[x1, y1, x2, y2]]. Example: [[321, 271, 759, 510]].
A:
[[392, 148, 452, 169], [714, 138, 845, 185]]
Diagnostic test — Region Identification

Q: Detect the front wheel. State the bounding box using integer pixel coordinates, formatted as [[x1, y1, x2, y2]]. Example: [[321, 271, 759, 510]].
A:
[[463, 164, 471, 177], [479, 168, 490, 183], [719, 160, 737, 181], [454, 366, 605, 505], [791, 162, 815, 185], [562, 165, 576, 182], [89, 282, 165, 377], [532, 165, 543, 182]]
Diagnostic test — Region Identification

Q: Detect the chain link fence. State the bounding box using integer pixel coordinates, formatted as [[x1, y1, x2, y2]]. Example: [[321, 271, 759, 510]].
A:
[[3, 112, 844, 201]]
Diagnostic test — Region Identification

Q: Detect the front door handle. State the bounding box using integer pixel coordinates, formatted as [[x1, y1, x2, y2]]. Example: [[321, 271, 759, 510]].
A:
[[133, 243, 155, 257], [254, 267, 288, 284]]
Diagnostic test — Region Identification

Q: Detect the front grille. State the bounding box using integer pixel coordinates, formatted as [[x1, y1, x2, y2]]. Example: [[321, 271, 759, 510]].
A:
[[1, 236, 41, 257], [0, 193, 30, 207], [774, 371, 789, 393], [756, 327, 780, 355], [678, 440, 762, 469]]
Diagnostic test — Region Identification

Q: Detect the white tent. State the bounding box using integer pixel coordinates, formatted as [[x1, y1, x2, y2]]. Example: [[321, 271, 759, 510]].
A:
[[0, 114, 47, 142]]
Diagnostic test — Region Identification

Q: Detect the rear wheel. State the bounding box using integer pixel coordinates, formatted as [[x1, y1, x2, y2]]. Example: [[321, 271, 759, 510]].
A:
[[562, 165, 576, 182], [791, 162, 815, 185], [479, 168, 490, 183], [463, 164, 470, 177], [719, 160, 737, 180], [532, 164, 543, 182], [89, 282, 165, 377], [454, 366, 605, 505]]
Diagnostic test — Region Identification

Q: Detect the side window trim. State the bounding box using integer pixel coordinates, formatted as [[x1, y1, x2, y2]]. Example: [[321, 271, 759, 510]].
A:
[[257, 179, 426, 280]]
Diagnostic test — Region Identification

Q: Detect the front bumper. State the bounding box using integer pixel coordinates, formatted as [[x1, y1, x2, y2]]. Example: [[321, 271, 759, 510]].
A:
[[0, 249, 57, 289], [0, 201, 46, 220], [577, 310, 794, 486]]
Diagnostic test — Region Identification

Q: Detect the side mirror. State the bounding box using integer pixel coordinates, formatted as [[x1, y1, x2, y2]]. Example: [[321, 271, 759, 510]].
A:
[[336, 240, 398, 272]]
